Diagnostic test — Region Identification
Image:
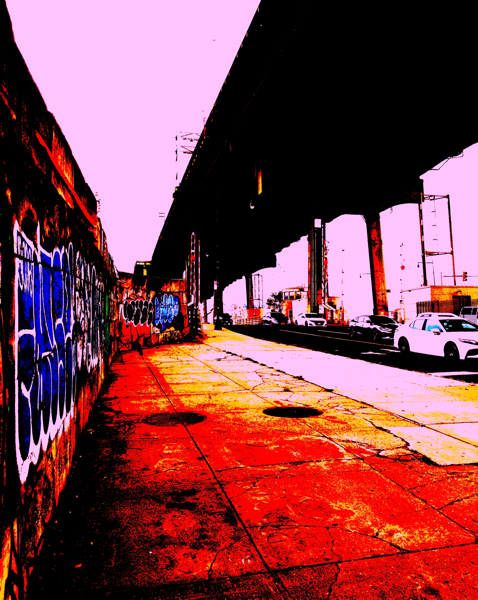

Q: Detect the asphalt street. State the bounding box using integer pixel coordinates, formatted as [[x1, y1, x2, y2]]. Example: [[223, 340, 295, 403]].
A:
[[230, 325, 478, 384]]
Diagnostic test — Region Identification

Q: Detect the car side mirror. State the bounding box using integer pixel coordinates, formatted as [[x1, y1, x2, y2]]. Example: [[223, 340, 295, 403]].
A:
[[433, 330, 441, 335]]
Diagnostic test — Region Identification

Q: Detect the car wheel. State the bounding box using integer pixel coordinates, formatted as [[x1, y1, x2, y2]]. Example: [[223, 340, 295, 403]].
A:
[[398, 337, 410, 354], [445, 343, 460, 361]]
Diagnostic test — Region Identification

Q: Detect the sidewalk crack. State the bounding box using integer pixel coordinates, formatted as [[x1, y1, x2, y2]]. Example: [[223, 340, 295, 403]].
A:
[[437, 491, 478, 511], [326, 563, 341, 600]]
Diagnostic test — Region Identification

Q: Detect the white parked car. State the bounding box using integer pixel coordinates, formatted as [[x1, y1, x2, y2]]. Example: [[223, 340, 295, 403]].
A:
[[295, 312, 327, 327], [394, 312, 478, 360]]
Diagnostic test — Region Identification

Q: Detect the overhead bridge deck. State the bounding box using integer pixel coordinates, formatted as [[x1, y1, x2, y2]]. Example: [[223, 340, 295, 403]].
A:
[[152, 2, 478, 301]]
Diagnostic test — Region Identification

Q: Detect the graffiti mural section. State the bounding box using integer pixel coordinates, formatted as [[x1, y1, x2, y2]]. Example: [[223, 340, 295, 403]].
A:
[[116, 274, 187, 350], [14, 222, 105, 484]]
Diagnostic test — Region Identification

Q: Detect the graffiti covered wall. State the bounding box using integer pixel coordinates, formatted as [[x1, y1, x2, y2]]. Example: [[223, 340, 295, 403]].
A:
[[115, 273, 188, 350], [14, 222, 106, 484], [1, 5, 118, 597]]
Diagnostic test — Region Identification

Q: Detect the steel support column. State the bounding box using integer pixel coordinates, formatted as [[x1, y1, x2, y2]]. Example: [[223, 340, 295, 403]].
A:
[[245, 274, 254, 310], [214, 207, 223, 329], [365, 212, 389, 315], [187, 232, 201, 335], [188, 232, 198, 306], [213, 285, 223, 329], [321, 224, 328, 311], [308, 219, 322, 313]]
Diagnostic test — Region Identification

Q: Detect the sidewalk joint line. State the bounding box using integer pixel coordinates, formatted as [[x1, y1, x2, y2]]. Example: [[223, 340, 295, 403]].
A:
[[182, 424, 291, 599], [141, 349, 290, 599]]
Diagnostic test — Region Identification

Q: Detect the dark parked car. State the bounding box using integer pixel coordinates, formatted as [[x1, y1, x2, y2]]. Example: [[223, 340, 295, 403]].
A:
[[214, 313, 233, 326], [262, 311, 288, 326], [270, 311, 288, 325], [349, 315, 399, 341], [262, 314, 281, 326]]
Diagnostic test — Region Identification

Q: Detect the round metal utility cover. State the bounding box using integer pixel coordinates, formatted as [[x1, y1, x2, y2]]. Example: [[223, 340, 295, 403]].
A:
[[263, 407, 322, 418], [144, 412, 206, 427]]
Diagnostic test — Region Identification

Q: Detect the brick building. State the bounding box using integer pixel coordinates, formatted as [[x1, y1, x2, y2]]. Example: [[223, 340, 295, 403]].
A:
[[399, 286, 478, 322]]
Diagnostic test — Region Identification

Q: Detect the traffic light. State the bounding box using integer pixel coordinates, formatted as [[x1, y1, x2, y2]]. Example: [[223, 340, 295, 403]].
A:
[[463, 271, 468, 282]]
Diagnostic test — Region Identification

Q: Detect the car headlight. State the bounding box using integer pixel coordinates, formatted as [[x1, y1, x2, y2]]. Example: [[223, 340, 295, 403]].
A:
[[458, 338, 478, 345]]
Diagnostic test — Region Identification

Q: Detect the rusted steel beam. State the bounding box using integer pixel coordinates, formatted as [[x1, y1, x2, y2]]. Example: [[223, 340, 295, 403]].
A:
[[365, 212, 389, 316]]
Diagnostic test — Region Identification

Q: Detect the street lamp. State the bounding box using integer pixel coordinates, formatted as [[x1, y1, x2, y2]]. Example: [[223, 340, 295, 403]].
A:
[[417, 261, 436, 285]]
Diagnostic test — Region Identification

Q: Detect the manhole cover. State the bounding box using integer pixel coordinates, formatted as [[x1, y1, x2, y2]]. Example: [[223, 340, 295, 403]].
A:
[[144, 412, 206, 427], [263, 407, 322, 419]]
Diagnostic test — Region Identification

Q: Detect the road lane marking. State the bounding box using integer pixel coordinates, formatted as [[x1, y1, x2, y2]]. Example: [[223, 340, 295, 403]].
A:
[[427, 371, 478, 377]]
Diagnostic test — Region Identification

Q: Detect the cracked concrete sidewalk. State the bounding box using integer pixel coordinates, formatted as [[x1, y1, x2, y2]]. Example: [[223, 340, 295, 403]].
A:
[[28, 326, 478, 599]]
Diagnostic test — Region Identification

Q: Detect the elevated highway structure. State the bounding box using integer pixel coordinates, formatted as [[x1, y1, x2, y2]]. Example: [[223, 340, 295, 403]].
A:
[[151, 2, 478, 315]]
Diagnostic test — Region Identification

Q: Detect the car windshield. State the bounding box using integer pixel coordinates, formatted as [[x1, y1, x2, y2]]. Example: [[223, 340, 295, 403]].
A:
[[370, 316, 395, 324], [305, 313, 320, 318], [439, 319, 478, 332]]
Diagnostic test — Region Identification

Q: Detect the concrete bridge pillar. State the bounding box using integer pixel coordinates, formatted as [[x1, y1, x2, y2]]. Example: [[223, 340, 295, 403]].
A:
[[365, 211, 389, 315]]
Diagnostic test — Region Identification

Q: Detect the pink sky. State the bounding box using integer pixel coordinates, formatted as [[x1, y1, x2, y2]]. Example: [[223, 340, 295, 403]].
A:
[[7, 2, 478, 318], [6, 1, 259, 266]]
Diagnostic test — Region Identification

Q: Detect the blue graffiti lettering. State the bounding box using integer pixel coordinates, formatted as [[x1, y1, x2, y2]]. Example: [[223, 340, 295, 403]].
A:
[[14, 222, 104, 484], [154, 294, 180, 332]]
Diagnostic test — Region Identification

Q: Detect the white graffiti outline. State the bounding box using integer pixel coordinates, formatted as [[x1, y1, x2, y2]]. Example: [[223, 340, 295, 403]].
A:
[[14, 222, 104, 484]]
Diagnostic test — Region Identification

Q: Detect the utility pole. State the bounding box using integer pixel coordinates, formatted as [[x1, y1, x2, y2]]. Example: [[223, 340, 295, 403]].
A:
[[418, 194, 456, 286]]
